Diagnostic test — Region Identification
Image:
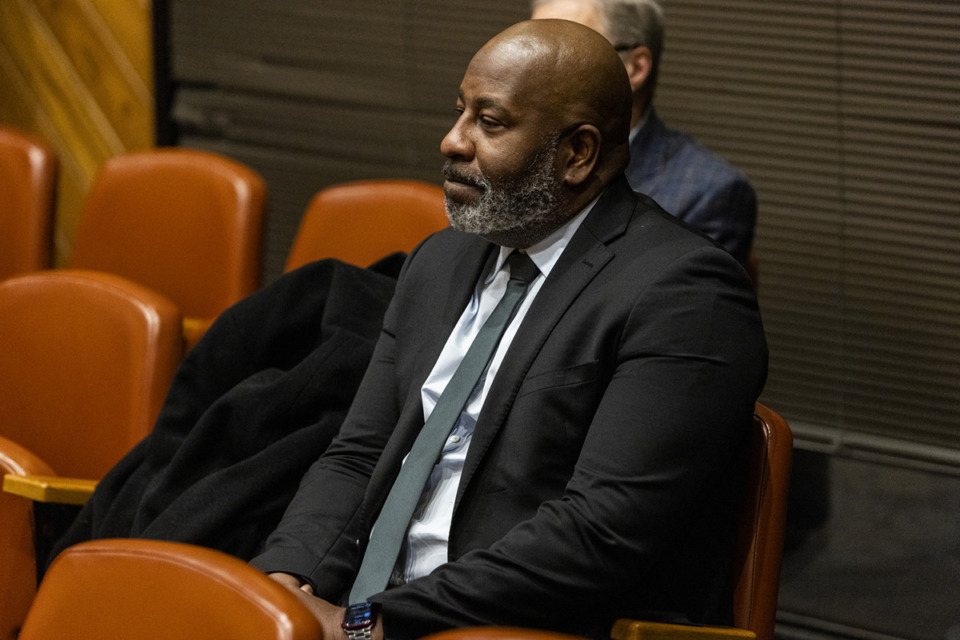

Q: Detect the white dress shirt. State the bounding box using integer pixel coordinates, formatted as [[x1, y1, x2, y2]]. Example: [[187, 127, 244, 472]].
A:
[[393, 198, 598, 585]]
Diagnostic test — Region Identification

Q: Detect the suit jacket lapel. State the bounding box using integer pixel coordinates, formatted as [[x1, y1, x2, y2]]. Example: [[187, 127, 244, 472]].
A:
[[454, 177, 639, 509], [408, 233, 494, 390]]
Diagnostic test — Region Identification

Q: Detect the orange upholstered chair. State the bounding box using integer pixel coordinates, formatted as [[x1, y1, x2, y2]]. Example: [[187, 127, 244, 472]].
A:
[[69, 148, 266, 348], [0, 127, 57, 280], [417, 404, 793, 640], [0, 438, 54, 640], [284, 179, 448, 272], [17, 539, 322, 640], [0, 270, 182, 480], [730, 403, 793, 636], [0, 270, 182, 639]]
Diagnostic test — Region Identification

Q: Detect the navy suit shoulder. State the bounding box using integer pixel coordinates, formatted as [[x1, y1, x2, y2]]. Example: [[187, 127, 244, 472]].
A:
[[626, 109, 757, 264]]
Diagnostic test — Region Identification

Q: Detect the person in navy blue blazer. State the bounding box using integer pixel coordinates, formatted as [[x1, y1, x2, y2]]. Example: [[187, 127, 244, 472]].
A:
[[532, 0, 757, 266], [252, 19, 767, 640]]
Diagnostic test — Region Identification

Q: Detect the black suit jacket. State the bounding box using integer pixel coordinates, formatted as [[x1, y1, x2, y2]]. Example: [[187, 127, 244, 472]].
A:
[[251, 176, 768, 639]]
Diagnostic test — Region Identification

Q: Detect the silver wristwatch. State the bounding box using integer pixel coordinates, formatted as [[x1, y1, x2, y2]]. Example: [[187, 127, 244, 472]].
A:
[[342, 602, 380, 640]]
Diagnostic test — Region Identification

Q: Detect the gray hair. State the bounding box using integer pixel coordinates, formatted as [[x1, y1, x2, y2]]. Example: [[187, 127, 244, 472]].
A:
[[531, 0, 665, 95]]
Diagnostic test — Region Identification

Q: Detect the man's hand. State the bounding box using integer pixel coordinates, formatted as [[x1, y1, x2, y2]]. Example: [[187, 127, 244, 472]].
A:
[[267, 573, 382, 640], [268, 572, 310, 592]]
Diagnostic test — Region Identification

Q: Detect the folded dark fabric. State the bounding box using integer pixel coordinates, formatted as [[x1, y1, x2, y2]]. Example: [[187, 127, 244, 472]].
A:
[[48, 256, 401, 567]]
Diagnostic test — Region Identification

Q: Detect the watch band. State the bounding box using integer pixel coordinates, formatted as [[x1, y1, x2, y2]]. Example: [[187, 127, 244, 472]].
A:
[[344, 626, 374, 640]]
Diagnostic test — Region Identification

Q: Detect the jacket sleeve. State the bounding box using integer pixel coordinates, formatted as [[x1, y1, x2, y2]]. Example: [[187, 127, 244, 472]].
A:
[[248, 266, 409, 601]]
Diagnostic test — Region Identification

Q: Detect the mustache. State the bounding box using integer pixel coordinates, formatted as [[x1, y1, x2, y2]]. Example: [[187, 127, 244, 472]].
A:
[[442, 162, 486, 189]]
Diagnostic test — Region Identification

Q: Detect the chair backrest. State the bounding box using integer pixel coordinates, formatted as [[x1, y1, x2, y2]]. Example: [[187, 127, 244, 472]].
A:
[[731, 402, 793, 639], [69, 148, 266, 320], [0, 127, 57, 280], [0, 270, 182, 479], [284, 179, 448, 272], [0, 437, 55, 640], [18, 539, 323, 640]]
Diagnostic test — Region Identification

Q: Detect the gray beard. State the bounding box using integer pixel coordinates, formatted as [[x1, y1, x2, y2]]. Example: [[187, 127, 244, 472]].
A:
[[444, 136, 565, 248]]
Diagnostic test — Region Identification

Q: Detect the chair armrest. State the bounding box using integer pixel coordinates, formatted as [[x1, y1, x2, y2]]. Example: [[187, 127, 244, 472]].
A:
[[3, 473, 97, 505], [611, 620, 756, 640], [0, 436, 56, 477]]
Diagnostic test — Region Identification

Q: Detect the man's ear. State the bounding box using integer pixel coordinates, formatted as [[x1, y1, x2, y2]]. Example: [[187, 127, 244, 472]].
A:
[[623, 46, 653, 93], [560, 124, 602, 186]]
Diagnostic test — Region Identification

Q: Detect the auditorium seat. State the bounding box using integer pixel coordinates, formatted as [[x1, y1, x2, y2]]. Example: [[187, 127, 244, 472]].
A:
[[0, 126, 57, 280], [0, 270, 182, 639], [69, 148, 266, 349], [285, 179, 448, 272]]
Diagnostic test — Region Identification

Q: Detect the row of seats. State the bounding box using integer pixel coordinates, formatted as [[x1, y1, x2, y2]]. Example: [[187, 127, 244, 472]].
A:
[[1, 126, 449, 638], [0, 125, 450, 349], [11, 404, 791, 640], [0, 168, 452, 504]]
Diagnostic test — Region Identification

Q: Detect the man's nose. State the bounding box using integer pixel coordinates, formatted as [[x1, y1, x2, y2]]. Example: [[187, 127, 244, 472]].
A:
[[440, 117, 473, 160]]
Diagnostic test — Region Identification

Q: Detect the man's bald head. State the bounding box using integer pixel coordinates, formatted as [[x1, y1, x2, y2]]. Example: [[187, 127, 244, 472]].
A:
[[440, 19, 633, 247], [471, 19, 633, 171]]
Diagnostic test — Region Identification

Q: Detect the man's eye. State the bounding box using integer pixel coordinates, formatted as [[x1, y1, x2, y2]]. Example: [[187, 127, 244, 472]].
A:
[[480, 115, 503, 129]]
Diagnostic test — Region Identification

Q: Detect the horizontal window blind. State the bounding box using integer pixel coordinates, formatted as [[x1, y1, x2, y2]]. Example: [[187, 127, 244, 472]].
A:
[[166, 0, 527, 279], [655, 1, 960, 454]]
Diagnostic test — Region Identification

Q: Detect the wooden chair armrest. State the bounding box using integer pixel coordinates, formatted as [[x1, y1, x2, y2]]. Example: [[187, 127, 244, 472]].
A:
[[3, 473, 97, 505], [611, 620, 756, 640]]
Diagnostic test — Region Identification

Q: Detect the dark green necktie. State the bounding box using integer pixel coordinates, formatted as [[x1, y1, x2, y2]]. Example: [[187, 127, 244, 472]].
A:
[[348, 251, 540, 603]]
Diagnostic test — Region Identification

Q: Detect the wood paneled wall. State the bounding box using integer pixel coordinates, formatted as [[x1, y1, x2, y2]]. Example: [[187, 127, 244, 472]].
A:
[[0, 0, 154, 266]]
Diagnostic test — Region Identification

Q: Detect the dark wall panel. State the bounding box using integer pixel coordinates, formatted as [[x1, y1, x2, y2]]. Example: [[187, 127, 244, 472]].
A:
[[166, 0, 527, 280]]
